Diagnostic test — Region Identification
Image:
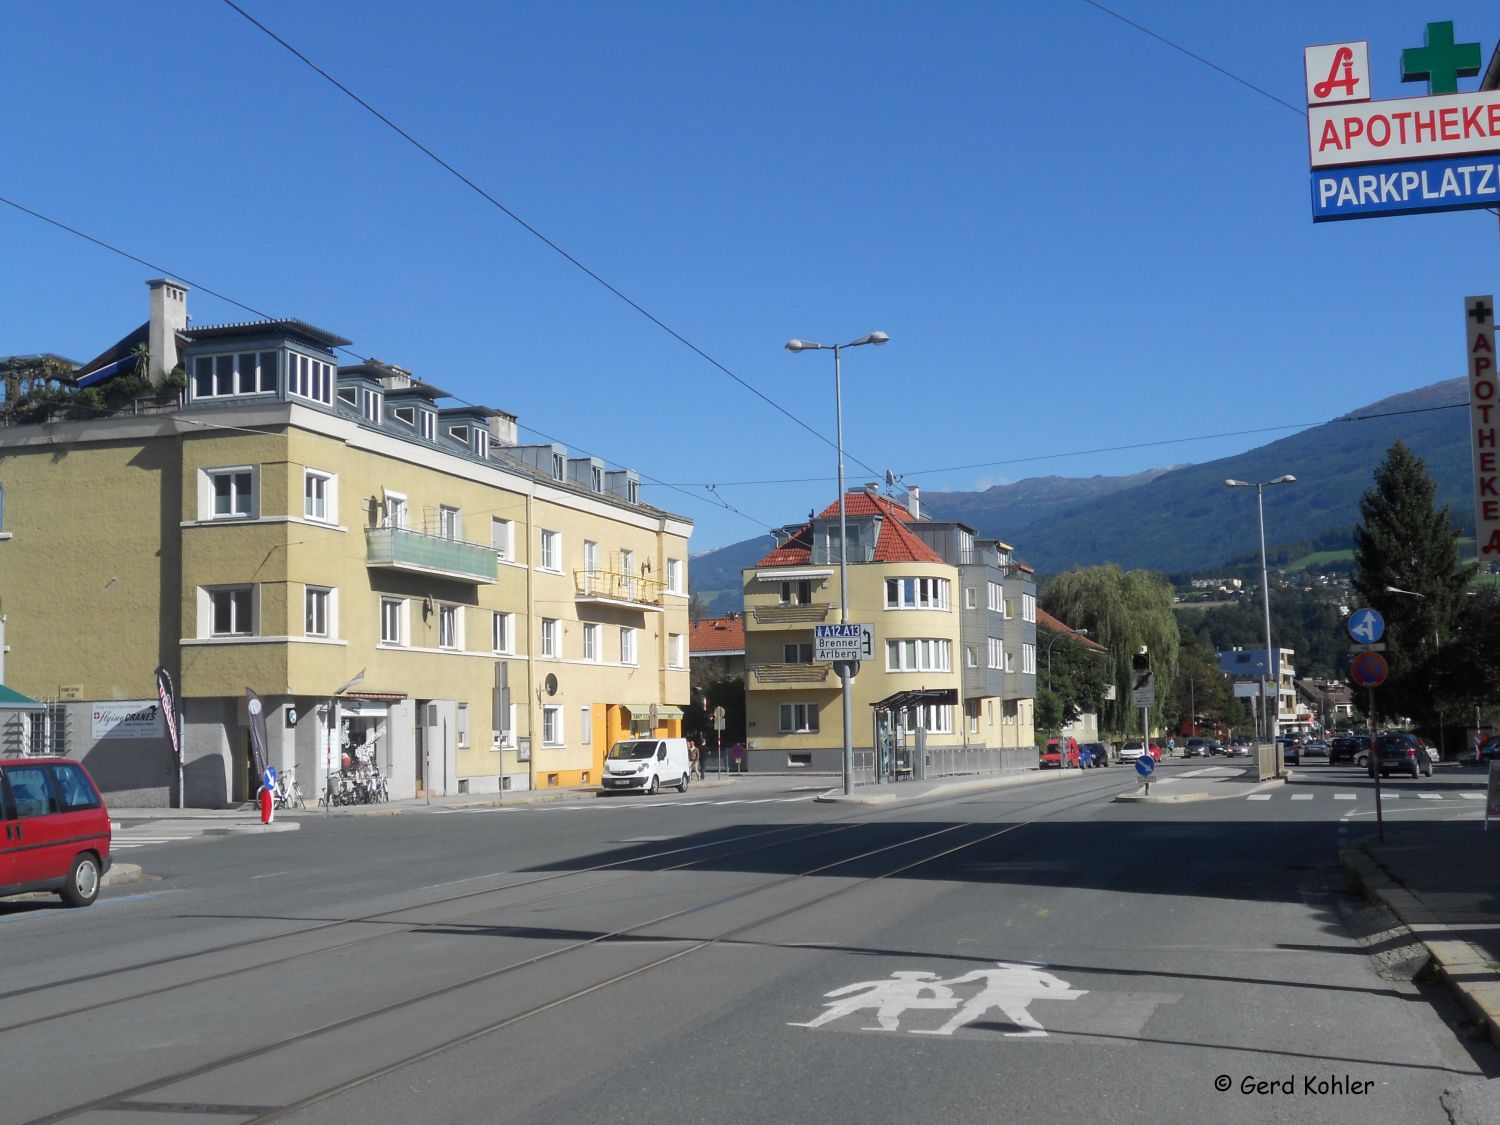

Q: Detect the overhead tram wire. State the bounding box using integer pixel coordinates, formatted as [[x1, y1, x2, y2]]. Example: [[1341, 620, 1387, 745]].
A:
[[0, 194, 772, 536], [218, 0, 893, 491]]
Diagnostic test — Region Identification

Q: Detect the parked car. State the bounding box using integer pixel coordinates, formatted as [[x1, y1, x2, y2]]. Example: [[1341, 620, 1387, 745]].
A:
[[1417, 738, 1438, 764], [1042, 737, 1080, 769], [1183, 738, 1209, 758], [1368, 733, 1434, 779], [1302, 740, 1329, 761], [1329, 735, 1369, 765], [1279, 737, 1301, 767], [1080, 741, 1110, 767], [1118, 741, 1147, 763], [1, 757, 113, 908], [602, 738, 693, 793], [1458, 737, 1500, 766]]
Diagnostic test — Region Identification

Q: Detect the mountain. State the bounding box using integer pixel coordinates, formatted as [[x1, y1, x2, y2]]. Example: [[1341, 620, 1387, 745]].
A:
[[687, 378, 1472, 611]]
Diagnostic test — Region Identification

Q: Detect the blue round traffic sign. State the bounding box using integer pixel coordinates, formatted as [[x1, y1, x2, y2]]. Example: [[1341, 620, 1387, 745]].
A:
[[1135, 755, 1156, 779], [1348, 607, 1385, 645]]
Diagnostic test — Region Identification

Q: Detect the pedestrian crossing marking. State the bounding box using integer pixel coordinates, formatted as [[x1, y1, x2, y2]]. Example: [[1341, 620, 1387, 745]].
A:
[[1246, 795, 1272, 801], [1334, 794, 1356, 800], [1461, 792, 1484, 799], [1416, 793, 1442, 799], [1290, 794, 1314, 800]]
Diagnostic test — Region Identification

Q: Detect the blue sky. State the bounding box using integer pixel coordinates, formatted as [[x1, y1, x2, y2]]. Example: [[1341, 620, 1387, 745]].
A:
[[1, 2, 1494, 553]]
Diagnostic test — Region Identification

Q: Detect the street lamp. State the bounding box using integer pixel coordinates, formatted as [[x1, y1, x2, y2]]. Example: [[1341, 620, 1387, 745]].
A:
[[1043, 628, 1089, 692], [1224, 475, 1295, 768], [1385, 585, 1445, 759], [786, 331, 890, 795]]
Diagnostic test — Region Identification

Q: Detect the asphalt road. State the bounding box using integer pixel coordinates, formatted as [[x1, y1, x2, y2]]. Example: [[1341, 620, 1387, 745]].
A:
[[4, 762, 1497, 1123]]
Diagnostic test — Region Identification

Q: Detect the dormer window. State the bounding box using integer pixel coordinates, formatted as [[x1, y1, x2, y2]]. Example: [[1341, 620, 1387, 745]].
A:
[[449, 425, 470, 446], [552, 453, 565, 481], [419, 411, 435, 441], [475, 429, 489, 458], [287, 353, 333, 405], [591, 466, 603, 492], [627, 479, 639, 504], [338, 386, 359, 408], [361, 389, 382, 423], [192, 351, 279, 399], [392, 405, 416, 428]]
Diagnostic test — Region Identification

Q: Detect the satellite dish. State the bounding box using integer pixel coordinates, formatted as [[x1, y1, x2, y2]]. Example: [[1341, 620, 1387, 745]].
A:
[[885, 469, 896, 486], [543, 673, 559, 697]]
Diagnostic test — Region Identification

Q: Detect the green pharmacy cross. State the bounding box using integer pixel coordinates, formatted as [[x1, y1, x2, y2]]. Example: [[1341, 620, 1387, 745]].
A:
[[1401, 20, 1481, 95]]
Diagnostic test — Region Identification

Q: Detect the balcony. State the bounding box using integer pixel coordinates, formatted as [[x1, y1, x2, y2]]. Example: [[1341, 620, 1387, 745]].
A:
[[365, 526, 498, 584], [751, 603, 833, 625], [748, 662, 835, 690], [574, 568, 665, 611]]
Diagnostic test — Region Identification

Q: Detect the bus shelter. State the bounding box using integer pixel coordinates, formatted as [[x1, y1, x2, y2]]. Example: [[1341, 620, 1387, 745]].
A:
[[870, 688, 958, 783]]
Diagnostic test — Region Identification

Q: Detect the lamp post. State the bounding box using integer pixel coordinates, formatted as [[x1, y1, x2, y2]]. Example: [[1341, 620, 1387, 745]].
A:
[[786, 331, 890, 795], [1224, 475, 1295, 772], [1385, 585, 1445, 760]]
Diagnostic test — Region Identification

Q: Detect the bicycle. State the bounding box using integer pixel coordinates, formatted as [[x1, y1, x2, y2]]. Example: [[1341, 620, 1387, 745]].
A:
[[273, 767, 305, 810]]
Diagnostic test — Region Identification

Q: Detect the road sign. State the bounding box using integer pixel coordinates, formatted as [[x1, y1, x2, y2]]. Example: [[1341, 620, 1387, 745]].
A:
[[1135, 756, 1156, 779], [1350, 651, 1389, 687], [1347, 608, 1385, 645], [1131, 673, 1156, 708], [712, 706, 726, 732], [1349, 642, 1386, 653], [814, 623, 874, 663]]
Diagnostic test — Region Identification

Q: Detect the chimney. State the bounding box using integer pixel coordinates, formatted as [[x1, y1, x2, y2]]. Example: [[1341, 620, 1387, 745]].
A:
[[147, 279, 188, 387], [864, 481, 879, 497], [907, 485, 921, 519], [488, 413, 518, 446]]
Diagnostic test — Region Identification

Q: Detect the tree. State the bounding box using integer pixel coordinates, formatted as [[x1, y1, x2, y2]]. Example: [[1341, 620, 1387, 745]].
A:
[[1350, 442, 1470, 727], [1035, 627, 1109, 733], [1041, 565, 1179, 737], [1170, 624, 1243, 736]]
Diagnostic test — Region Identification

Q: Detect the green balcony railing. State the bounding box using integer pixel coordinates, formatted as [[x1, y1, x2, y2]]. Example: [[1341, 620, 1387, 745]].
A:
[[365, 526, 498, 584]]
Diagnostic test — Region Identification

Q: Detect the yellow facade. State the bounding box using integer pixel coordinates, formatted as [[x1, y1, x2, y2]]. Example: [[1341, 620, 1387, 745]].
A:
[[0, 400, 690, 804], [742, 561, 966, 765]]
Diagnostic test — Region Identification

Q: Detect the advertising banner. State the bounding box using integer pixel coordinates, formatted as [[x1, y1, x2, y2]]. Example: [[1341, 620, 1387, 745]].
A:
[[92, 701, 165, 740], [246, 689, 269, 782], [155, 667, 180, 760]]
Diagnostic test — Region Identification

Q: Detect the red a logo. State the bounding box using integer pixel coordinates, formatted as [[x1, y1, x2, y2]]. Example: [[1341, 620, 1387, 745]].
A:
[[1314, 47, 1359, 99]]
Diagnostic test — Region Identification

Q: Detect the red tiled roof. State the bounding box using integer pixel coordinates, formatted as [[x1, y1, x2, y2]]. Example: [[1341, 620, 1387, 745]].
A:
[[689, 616, 745, 654], [1037, 607, 1108, 653], [754, 491, 941, 567]]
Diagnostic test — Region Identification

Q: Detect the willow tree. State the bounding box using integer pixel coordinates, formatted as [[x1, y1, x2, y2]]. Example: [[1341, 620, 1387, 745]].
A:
[[1041, 565, 1180, 737]]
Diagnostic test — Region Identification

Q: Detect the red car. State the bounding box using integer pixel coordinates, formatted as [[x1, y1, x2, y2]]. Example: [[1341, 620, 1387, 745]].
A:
[[1042, 737, 1080, 769], [1, 757, 113, 907]]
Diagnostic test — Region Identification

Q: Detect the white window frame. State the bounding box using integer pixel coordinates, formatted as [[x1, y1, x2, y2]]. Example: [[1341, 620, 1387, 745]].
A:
[[491, 518, 514, 561], [380, 597, 408, 646], [384, 491, 407, 529], [202, 585, 256, 637], [779, 702, 819, 734], [964, 587, 976, 610], [1023, 642, 1037, 675], [539, 529, 561, 572], [884, 576, 951, 611], [583, 622, 599, 662], [304, 585, 334, 638], [583, 539, 600, 580], [904, 703, 953, 734], [303, 469, 336, 523], [1023, 593, 1037, 623], [620, 626, 637, 666], [783, 642, 814, 664], [439, 505, 461, 540], [492, 611, 513, 654], [988, 581, 1003, 613], [419, 410, 436, 441], [439, 604, 463, 650], [542, 704, 564, 747], [191, 351, 279, 399], [988, 637, 1004, 669], [202, 466, 258, 520], [287, 352, 334, 405], [885, 638, 952, 673], [668, 633, 685, 669], [666, 557, 683, 594], [541, 618, 559, 659]]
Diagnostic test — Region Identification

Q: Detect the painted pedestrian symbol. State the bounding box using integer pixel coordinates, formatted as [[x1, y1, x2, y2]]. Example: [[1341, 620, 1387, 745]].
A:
[[788, 962, 1086, 1037], [786, 972, 957, 1032]]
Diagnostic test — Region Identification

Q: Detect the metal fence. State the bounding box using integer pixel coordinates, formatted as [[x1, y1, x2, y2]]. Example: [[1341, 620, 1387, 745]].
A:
[[852, 745, 1039, 786]]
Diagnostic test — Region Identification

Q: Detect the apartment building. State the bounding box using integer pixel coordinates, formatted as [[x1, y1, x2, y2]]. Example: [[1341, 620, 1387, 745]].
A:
[[0, 281, 690, 806], [741, 485, 1036, 774]]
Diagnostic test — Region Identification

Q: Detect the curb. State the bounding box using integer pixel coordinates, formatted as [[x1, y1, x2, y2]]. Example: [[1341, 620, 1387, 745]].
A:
[[202, 821, 302, 835], [101, 862, 146, 888], [1341, 844, 1500, 1054], [1111, 772, 1286, 804]]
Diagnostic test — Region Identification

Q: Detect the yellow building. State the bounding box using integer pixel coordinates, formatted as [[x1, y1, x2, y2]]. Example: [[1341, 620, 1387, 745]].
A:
[[0, 281, 690, 806]]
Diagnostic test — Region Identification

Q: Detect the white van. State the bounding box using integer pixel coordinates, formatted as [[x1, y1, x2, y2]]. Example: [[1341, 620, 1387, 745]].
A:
[[602, 738, 691, 795]]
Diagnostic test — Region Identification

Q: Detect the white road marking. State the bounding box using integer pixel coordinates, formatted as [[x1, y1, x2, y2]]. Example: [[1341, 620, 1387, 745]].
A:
[[1460, 792, 1484, 800], [1334, 794, 1356, 800], [1416, 793, 1442, 800], [1290, 794, 1314, 801], [1246, 795, 1272, 801]]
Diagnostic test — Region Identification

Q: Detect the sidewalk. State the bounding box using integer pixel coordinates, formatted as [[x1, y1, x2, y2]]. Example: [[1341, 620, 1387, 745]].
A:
[[1342, 818, 1500, 1054]]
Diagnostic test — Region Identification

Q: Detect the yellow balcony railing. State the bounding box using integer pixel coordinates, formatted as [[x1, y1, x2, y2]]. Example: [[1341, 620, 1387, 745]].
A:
[[574, 568, 665, 609]]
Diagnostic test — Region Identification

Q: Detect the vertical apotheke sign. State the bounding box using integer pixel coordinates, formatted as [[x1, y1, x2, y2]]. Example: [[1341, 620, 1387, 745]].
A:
[[1466, 296, 1500, 558]]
